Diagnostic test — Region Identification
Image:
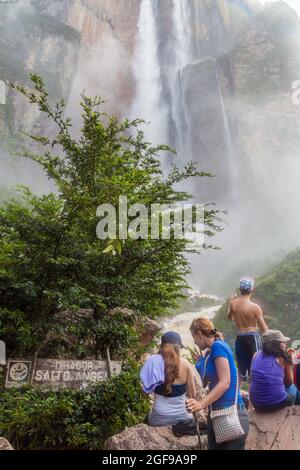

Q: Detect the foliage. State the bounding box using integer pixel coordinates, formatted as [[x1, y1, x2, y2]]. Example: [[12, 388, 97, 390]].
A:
[[0, 362, 150, 450], [0, 74, 222, 357], [214, 248, 300, 342]]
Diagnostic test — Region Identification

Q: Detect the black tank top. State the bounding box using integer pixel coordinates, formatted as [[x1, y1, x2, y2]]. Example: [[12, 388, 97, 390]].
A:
[[154, 383, 187, 397]]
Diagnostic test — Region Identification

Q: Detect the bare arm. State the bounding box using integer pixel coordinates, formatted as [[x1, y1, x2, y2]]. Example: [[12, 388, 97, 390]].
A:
[[227, 302, 234, 320], [284, 364, 294, 387], [186, 364, 197, 399], [255, 306, 268, 334], [186, 357, 231, 412], [227, 294, 237, 320]]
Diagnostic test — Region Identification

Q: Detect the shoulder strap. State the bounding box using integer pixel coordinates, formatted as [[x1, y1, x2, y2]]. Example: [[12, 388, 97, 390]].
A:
[[202, 351, 210, 381], [234, 366, 239, 406]]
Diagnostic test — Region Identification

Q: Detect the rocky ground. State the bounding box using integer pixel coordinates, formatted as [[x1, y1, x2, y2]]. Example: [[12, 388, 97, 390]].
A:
[[104, 406, 300, 451]]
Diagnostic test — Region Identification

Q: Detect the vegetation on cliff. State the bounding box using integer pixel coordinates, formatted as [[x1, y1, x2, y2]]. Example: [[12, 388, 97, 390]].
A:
[[0, 74, 222, 359], [0, 74, 222, 448], [0, 362, 149, 450], [214, 249, 300, 343]]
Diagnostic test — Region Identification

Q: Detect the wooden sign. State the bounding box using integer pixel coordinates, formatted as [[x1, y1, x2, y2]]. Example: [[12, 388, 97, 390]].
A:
[[31, 359, 122, 389], [5, 360, 32, 388]]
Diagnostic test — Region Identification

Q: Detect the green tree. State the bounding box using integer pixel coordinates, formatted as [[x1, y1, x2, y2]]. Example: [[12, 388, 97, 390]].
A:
[[0, 74, 222, 358]]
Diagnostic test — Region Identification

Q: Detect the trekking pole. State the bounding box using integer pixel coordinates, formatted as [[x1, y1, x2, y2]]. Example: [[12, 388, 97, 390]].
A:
[[193, 412, 203, 451]]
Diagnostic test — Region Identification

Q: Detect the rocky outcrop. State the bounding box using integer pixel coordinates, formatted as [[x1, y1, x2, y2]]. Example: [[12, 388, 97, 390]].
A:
[[105, 423, 207, 451], [219, 2, 300, 199], [246, 406, 300, 450], [105, 406, 300, 451], [64, 0, 140, 116], [34, 307, 161, 358], [0, 438, 13, 451], [136, 317, 161, 347], [65, 0, 140, 51], [0, 1, 81, 131], [0, 0, 140, 121], [1, 0, 300, 280]]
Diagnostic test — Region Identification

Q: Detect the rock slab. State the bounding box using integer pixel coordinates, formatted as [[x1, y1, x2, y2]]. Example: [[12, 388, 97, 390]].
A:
[[246, 406, 300, 450], [0, 438, 13, 451], [105, 423, 207, 451]]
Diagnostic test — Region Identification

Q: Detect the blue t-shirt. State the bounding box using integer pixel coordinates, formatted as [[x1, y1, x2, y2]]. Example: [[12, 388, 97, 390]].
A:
[[196, 339, 243, 409]]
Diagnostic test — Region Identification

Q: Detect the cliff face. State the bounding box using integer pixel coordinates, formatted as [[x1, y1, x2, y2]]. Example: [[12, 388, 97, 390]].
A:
[[64, 0, 140, 118], [214, 248, 300, 342], [1, 0, 300, 241], [0, 0, 140, 132], [219, 2, 300, 202], [0, 0, 140, 189], [0, 1, 81, 133], [1, 1, 299, 163]]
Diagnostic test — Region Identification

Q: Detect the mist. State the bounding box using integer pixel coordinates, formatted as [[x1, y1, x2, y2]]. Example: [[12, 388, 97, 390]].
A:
[[1, 0, 300, 296], [128, 0, 300, 295]]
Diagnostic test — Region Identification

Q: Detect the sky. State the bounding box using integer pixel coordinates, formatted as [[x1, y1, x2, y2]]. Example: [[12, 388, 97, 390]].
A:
[[260, 0, 300, 17]]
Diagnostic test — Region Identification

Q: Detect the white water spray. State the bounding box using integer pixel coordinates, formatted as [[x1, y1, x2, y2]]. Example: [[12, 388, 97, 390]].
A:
[[169, 0, 192, 164], [130, 0, 168, 147]]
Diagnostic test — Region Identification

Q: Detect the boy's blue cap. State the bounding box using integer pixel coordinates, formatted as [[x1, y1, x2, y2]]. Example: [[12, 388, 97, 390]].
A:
[[161, 331, 185, 348], [240, 277, 255, 293]]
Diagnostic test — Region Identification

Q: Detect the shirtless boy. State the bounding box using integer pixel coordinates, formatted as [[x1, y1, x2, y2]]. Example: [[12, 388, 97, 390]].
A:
[[228, 277, 268, 381]]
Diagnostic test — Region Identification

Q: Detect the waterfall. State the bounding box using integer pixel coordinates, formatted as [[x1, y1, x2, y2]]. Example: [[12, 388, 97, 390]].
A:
[[130, 0, 238, 199], [169, 0, 192, 165], [172, 0, 191, 70], [130, 0, 168, 147], [216, 67, 238, 201]]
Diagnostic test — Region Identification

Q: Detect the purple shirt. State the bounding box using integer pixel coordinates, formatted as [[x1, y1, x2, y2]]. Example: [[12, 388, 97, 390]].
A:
[[250, 351, 287, 406]]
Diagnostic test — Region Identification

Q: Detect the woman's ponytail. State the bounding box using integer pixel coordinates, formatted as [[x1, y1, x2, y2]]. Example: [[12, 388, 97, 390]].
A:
[[190, 318, 224, 340]]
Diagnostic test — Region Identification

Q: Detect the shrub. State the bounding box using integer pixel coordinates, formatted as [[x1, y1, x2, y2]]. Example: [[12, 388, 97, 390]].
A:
[[0, 362, 149, 450]]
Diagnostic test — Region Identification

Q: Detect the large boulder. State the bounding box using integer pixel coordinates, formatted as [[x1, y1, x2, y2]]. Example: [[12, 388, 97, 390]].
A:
[[0, 438, 13, 450], [105, 423, 207, 451], [136, 317, 161, 348], [246, 406, 300, 450]]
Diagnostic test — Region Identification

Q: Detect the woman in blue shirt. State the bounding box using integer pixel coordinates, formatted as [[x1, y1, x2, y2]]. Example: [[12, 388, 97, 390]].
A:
[[186, 317, 249, 450]]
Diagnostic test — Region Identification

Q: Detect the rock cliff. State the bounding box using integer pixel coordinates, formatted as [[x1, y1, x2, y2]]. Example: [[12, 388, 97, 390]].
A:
[[246, 406, 300, 450]]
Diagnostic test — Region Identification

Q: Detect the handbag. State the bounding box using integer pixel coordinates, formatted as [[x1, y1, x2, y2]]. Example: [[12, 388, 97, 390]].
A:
[[202, 348, 245, 444]]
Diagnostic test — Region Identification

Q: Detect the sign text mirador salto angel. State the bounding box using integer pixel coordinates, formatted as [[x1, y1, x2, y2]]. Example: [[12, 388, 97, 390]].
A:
[[5, 359, 122, 389]]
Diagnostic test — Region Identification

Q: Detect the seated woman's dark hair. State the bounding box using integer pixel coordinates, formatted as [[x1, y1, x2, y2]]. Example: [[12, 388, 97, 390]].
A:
[[262, 341, 293, 365], [158, 343, 181, 395]]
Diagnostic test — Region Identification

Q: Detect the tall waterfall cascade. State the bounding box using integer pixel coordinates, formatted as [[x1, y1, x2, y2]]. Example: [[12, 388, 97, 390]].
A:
[[130, 0, 238, 202], [130, 0, 168, 147]]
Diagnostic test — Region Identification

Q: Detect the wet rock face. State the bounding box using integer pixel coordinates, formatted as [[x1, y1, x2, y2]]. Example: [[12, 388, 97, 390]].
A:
[[32, 0, 140, 50], [105, 423, 207, 451], [66, 0, 140, 51], [246, 407, 300, 450], [0, 1, 81, 131], [0, 0, 140, 129], [1, 0, 300, 205], [218, 2, 300, 207]]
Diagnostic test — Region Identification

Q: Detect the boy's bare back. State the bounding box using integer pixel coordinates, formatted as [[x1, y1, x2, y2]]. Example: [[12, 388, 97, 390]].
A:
[[228, 296, 268, 334]]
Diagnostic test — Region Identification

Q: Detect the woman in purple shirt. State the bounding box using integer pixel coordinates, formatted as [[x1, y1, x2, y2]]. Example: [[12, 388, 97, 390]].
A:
[[250, 330, 299, 412]]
